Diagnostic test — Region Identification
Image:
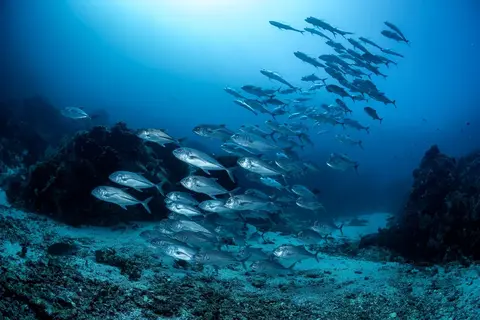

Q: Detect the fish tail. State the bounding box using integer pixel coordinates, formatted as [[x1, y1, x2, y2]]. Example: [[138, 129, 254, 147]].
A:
[[226, 167, 236, 183], [155, 181, 166, 196], [141, 196, 153, 214], [365, 127, 370, 134], [358, 140, 364, 150], [337, 223, 344, 236], [393, 100, 397, 108], [379, 118, 383, 124]]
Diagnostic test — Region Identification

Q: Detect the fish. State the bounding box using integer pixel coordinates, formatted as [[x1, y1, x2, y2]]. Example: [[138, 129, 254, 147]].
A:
[[60, 106, 90, 119], [165, 191, 199, 206], [167, 219, 213, 234], [381, 48, 404, 58], [161, 244, 197, 261], [237, 245, 271, 261], [250, 260, 297, 275], [180, 175, 238, 199], [193, 124, 234, 141], [109, 171, 165, 195], [308, 84, 325, 91], [297, 229, 327, 244], [303, 27, 332, 40], [237, 157, 284, 177], [166, 201, 204, 218], [293, 51, 325, 68], [384, 21, 409, 43], [260, 69, 297, 90], [273, 244, 320, 263], [335, 134, 363, 149], [224, 86, 246, 99], [343, 118, 370, 133], [269, 21, 304, 34], [296, 197, 325, 211], [172, 147, 235, 182], [199, 199, 236, 215], [225, 194, 271, 211], [358, 37, 383, 50], [291, 185, 318, 198], [326, 85, 354, 101], [231, 133, 279, 153], [91, 186, 152, 214], [259, 176, 287, 190], [301, 74, 327, 83], [171, 231, 219, 249], [381, 30, 409, 44], [194, 250, 247, 271], [364, 107, 383, 123], [347, 38, 370, 53], [137, 128, 184, 147], [326, 153, 359, 173], [233, 99, 258, 116]]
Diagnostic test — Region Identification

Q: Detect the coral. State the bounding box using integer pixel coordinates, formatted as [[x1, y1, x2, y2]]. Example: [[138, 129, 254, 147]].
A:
[[362, 145, 480, 264]]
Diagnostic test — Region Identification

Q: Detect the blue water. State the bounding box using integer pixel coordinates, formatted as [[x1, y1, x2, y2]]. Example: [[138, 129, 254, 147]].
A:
[[1, 0, 479, 215]]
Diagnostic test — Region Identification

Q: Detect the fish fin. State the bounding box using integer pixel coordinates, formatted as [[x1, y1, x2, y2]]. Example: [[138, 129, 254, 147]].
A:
[[141, 197, 153, 214], [119, 204, 128, 210], [177, 137, 188, 145], [133, 188, 143, 192], [228, 187, 242, 197], [201, 169, 211, 175], [365, 127, 370, 134], [337, 223, 344, 236], [314, 250, 321, 263], [226, 167, 236, 183], [287, 261, 298, 271], [209, 194, 218, 200], [379, 118, 383, 124], [155, 181, 166, 196], [354, 163, 359, 175], [393, 100, 397, 108], [358, 140, 364, 150]]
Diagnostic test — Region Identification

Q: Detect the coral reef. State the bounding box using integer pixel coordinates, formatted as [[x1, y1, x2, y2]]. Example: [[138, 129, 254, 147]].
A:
[[361, 145, 480, 264]]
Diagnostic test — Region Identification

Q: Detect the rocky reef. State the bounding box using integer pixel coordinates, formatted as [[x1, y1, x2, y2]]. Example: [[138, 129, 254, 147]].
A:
[[5, 122, 190, 226], [361, 145, 480, 264]]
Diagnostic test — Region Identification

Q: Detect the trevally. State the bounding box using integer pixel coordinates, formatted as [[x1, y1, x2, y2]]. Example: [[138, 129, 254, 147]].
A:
[[109, 171, 165, 195], [91, 186, 152, 214], [173, 147, 235, 182]]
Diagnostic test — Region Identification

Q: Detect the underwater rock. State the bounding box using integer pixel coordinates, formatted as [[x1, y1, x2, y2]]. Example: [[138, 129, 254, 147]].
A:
[[5, 122, 190, 226], [0, 96, 110, 187], [365, 145, 480, 264]]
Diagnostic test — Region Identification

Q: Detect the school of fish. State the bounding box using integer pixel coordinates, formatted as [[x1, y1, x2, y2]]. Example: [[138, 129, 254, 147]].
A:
[[79, 17, 410, 275]]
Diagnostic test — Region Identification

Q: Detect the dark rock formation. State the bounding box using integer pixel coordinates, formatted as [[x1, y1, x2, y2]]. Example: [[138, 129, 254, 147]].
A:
[[361, 145, 480, 264], [5, 123, 189, 226]]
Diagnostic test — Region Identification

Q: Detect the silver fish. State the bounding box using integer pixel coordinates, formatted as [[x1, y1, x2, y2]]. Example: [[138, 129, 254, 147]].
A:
[[166, 201, 203, 217], [167, 219, 213, 234], [60, 106, 90, 119], [137, 129, 183, 147], [91, 186, 152, 214], [171, 231, 219, 249], [109, 171, 165, 195], [198, 200, 235, 215], [193, 124, 234, 141], [326, 153, 359, 173], [165, 191, 199, 206], [231, 133, 278, 153], [180, 175, 237, 199], [291, 185, 317, 198], [173, 147, 235, 182], [225, 194, 271, 211], [250, 260, 296, 275], [296, 197, 325, 211], [273, 244, 320, 262], [161, 244, 197, 261], [238, 157, 284, 176]]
